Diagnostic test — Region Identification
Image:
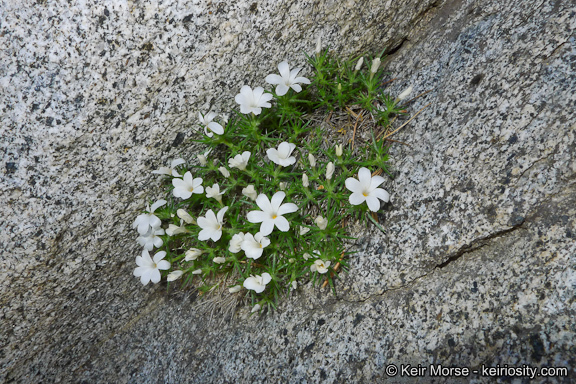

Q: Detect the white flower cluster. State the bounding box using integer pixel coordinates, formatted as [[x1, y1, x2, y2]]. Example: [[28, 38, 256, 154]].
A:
[[133, 159, 299, 291], [130, 58, 392, 299]]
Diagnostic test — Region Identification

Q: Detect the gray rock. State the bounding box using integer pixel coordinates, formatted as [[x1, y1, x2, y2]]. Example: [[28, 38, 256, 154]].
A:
[[1, 0, 575, 383]]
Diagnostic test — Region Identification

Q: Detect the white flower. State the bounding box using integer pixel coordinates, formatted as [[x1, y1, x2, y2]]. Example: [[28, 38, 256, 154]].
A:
[[197, 206, 228, 241], [192, 269, 202, 275], [308, 153, 316, 167], [370, 57, 381, 74], [133, 199, 167, 235], [177, 209, 195, 224], [314, 216, 328, 230], [267, 142, 297, 167], [355, 57, 364, 71], [345, 167, 390, 212], [242, 185, 257, 201], [247, 191, 298, 236], [228, 151, 251, 171], [326, 162, 335, 180], [265, 61, 311, 96], [229, 232, 245, 253], [235, 85, 273, 115], [243, 273, 272, 293], [219, 166, 230, 178], [166, 222, 190, 236], [310, 259, 331, 274], [251, 303, 261, 313], [136, 227, 165, 251], [152, 158, 186, 177], [198, 112, 224, 138], [213, 257, 226, 264], [172, 171, 203, 199], [299, 226, 310, 235], [185, 248, 203, 261], [302, 173, 309, 188], [167, 270, 183, 282], [133, 250, 171, 285], [397, 85, 413, 101], [229, 285, 242, 293], [206, 183, 224, 204], [335, 144, 343, 157], [241, 232, 271, 260]]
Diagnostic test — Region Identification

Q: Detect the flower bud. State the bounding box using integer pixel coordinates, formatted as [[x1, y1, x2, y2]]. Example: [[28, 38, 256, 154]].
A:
[[229, 232, 245, 253], [219, 166, 230, 178], [370, 57, 381, 74], [185, 248, 202, 261], [299, 226, 310, 235], [192, 269, 202, 275], [308, 153, 316, 168], [229, 285, 242, 293], [326, 162, 335, 180], [166, 223, 189, 236], [337, 83, 342, 91], [242, 185, 257, 201], [213, 257, 226, 264], [251, 304, 261, 313], [355, 57, 364, 71], [302, 173, 309, 187], [167, 270, 183, 282], [315, 35, 322, 55], [397, 85, 413, 101], [279, 182, 287, 191], [177, 209, 195, 224], [335, 144, 343, 157], [291, 281, 297, 290], [315, 215, 328, 230], [197, 154, 207, 166]]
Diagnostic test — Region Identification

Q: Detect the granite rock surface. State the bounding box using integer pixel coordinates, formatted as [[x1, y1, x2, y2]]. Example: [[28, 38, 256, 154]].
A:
[[1, 0, 575, 382]]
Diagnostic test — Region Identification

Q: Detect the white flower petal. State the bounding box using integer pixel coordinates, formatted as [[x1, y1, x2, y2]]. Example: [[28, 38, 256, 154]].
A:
[[277, 202, 297, 216], [270, 191, 286, 210], [278, 61, 290, 78], [274, 216, 290, 232], [247, 210, 268, 224], [372, 188, 390, 203], [365, 195, 382, 212], [150, 199, 167, 213], [349, 192, 366, 206], [276, 84, 289, 96], [259, 220, 275, 236], [265, 74, 283, 85]]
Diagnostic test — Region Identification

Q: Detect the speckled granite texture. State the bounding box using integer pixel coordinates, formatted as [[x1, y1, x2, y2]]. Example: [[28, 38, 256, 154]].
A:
[[1, 0, 575, 382]]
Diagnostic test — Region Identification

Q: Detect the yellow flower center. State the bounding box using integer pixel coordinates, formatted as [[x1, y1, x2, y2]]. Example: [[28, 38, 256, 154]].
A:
[[362, 192, 368, 197], [272, 214, 277, 219]]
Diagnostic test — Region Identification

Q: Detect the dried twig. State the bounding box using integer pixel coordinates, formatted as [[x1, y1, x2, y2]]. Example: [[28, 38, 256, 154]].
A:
[[382, 103, 431, 140]]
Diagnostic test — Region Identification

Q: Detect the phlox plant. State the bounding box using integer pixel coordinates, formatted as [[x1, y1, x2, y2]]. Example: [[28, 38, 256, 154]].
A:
[[132, 48, 412, 313]]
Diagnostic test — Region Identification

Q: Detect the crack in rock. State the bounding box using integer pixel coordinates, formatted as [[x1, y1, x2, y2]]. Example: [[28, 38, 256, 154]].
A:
[[434, 220, 525, 269]]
